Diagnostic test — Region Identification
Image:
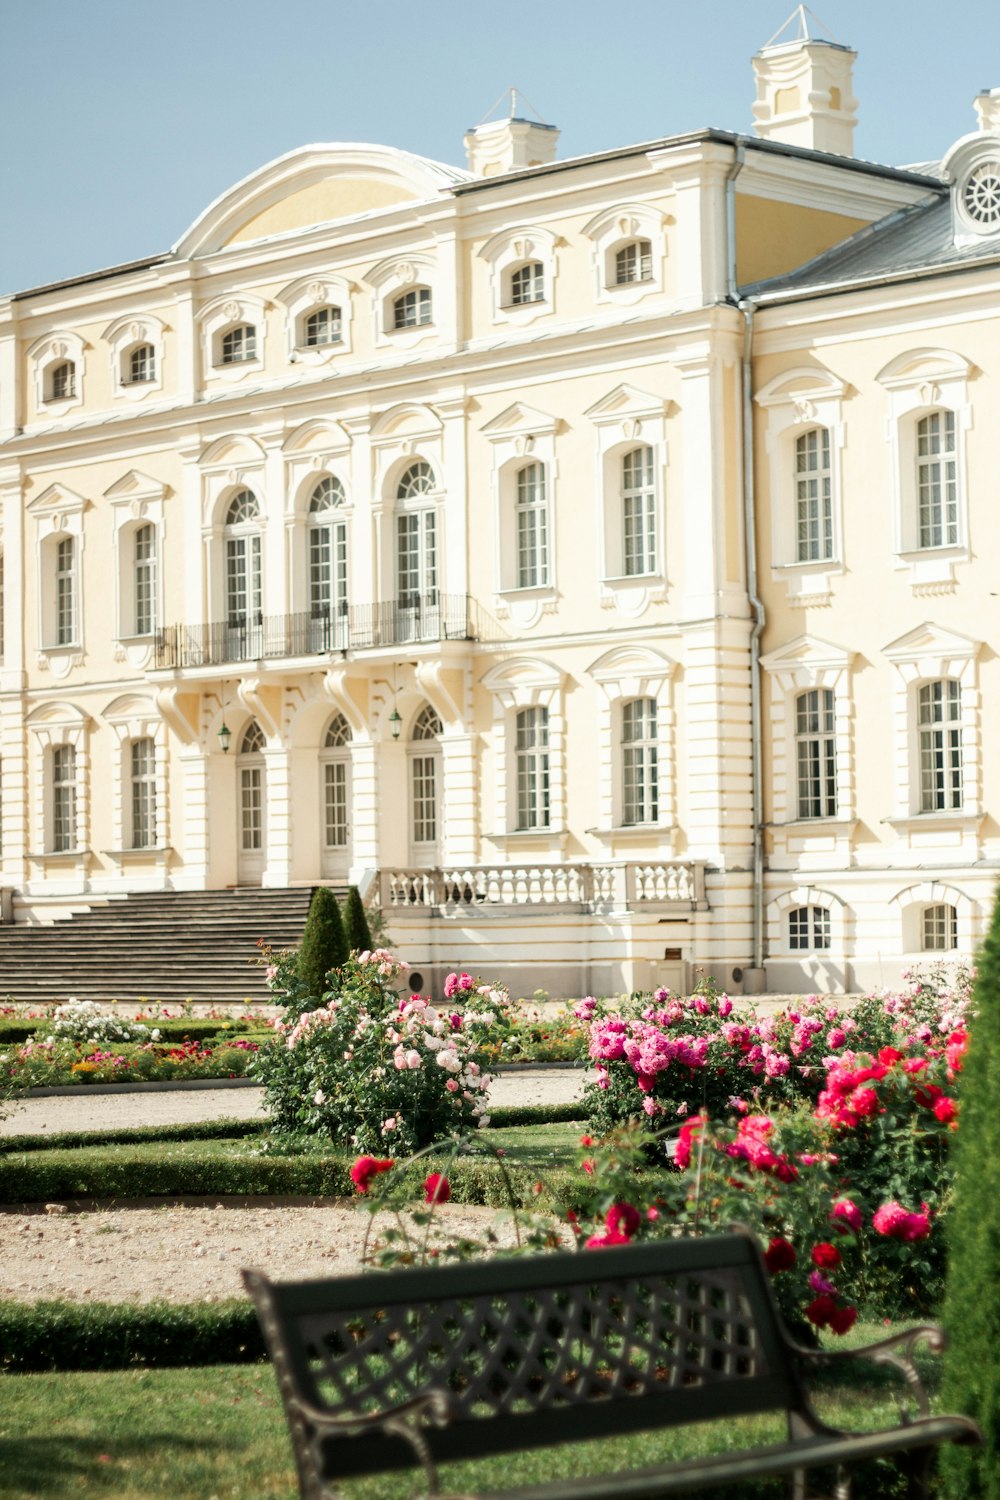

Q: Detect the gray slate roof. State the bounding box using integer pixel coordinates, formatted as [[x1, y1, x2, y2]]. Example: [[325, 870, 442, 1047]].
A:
[[744, 189, 1000, 301]]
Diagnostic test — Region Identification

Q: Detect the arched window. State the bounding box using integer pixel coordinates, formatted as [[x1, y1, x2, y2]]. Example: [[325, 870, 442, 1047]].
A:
[[621, 446, 656, 576], [133, 523, 157, 636], [789, 905, 831, 950], [396, 462, 438, 609], [515, 705, 549, 830], [795, 428, 833, 562], [515, 463, 548, 588], [322, 714, 352, 851], [918, 679, 962, 811], [508, 262, 545, 306], [225, 489, 262, 636], [622, 698, 658, 825], [51, 743, 77, 852], [916, 412, 958, 548], [392, 288, 432, 330], [303, 307, 342, 348], [614, 239, 652, 285], [49, 361, 76, 401], [220, 324, 256, 365], [795, 689, 837, 819], [127, 344, 156, 385], [130, 737, 157, 849], [922, 903, 958, 951], [410, 706, 442, 848], [308, 477, 348, 640]]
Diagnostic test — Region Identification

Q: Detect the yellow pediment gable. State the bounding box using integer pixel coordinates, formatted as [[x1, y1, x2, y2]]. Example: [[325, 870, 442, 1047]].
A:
[[223, 177, 419, 246]]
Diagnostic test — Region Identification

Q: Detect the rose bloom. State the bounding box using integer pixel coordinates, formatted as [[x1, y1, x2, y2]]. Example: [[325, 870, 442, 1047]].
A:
[[424, 1173, 451, 1204], [349, 1156, 394, 1194], [933, 1096, 958, 1124], [764, 1237, 796, 1274], [811, 1242, 842, 1270], [829, 1304, 858, 1336], [605, 1202, 641, 1238], [806, 1294, 837, 1328], [831, 1199, 863, 1234], [585, 1230, 632, 1250]]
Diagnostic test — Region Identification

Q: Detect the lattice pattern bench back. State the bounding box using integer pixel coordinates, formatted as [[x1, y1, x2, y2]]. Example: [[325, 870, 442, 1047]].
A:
[[244, 1232, 804, 1483]]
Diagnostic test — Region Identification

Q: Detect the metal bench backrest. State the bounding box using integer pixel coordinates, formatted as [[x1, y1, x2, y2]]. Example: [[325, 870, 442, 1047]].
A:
[[244, 1231, 806, 1483]]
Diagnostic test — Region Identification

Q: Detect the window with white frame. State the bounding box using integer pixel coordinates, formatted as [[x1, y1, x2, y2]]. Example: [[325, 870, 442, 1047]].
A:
[[225, 490, 262, 629], [795, 429, 833, 563], [51, 743, 77, 852], [395, 463, 438, 607], [918, 679, 963, 812], [508, 262, 545, 306], [239, 721, 265, 852], [303, 307, 342, 348], [322, 714, 351, 850], [614, 239, 653, 285], [795, 688, 837, 819], [308, 477, 348, 628], [48, 361, 76, 401], [55, 537, 76, 647], [410, 705, 441, 848], [219, 324, 256, 366], [922, 903, 958, 951], [515, 463, 548, 588], [132, 524, 157, 637], [129, 737, 157, 849], [621, 446, 656, 577], [621, 698, 658, 825], [126, 344, 156, 385], [515, 705, 549, 830], [916, 412, 958, 549], [0, 551, 5, 663], [789, 904, 831, 950], [392, 288, 432, 330]]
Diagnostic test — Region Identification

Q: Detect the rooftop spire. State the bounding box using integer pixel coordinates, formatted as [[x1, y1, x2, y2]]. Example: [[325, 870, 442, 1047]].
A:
[[464, 88, 559, 178], [763, 4, 843, 50]]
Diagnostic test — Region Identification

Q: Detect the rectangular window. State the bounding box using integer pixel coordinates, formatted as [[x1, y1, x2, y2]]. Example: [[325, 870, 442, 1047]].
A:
[[516, 464, 548, 588], [134, 525, 156, 636], [130, 738, 157, 849], [52, 744, 76, 853], [789, 905, 831, 950], [917, 411, 958, 548], [411, 755, 437, 844], [919, 679, 962, 811], [622, 698, 658, 825], [324, 761, 348, 848], [795, 688, 837, 819], [56, 537, 75, 647], [795, 428, 833, 562], [922, 904, 957, 951], [240, 766, 263, 850], [622, 446, 656, 576], [515, 706, 550, 830], [396, 512, 437, 607]]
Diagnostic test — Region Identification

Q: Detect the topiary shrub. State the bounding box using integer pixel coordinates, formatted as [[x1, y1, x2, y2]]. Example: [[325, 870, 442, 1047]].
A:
[[343, 884, 374, 953], [296, 887, 348, 1001], [940, 882, 1000, 1496]]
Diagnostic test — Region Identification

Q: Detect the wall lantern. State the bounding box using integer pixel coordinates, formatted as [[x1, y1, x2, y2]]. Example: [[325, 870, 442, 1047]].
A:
[[389, 707, 403, 740], [218, 720, 232, 754]]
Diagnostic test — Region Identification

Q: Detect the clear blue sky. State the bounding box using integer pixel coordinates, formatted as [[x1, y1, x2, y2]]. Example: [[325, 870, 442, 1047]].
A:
[[2, 0, 998, 296]]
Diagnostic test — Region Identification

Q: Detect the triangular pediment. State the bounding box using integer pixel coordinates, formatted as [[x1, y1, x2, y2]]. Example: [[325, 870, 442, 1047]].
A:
[[28, 482, 88, 516], [883, 622, 980, 662], [103, 470, 169, 503], [481, 402, 558, 438], [760, 634, 854, 673], [584, 384, 666, 424]]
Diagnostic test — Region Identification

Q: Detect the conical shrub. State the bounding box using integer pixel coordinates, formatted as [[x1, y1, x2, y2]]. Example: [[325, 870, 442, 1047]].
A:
[[940, 880, 1000, 1495], [296, 888, 349, 1001], [343, 885, 374, 954]]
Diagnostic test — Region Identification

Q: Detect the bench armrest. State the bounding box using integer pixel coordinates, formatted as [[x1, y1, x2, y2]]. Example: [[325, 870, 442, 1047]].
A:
[[792, 1323, 945, 1427], [287, 1387, 456, 1497]]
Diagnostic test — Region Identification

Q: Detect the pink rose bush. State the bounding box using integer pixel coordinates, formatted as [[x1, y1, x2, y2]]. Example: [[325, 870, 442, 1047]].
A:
[[253, 956, 507, 1154]]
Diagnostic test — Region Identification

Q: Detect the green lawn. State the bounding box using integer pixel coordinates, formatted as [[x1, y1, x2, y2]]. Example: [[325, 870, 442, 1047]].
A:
[[0, 1330, 946, 1499]]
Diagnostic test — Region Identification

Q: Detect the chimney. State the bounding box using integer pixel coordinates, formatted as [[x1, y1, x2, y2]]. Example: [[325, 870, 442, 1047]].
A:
[[751, 6, 857, 157], [464, 89, 559, 178], [975, 88, 1000, 132]]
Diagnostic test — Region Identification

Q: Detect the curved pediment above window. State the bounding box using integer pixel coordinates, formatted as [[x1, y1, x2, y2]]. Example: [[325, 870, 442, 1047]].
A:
[[172, 144, 470, 259], [754, 365, 848, 411], [875, 347, 974, 392]]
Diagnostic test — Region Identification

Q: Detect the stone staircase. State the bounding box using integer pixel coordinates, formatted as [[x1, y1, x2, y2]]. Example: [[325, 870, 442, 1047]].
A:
[[0, 888, 335, 1006]]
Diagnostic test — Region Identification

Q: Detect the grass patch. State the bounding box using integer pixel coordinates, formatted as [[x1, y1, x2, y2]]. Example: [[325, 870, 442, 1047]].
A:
[[0, 1344, 946, 1498], [0, 1118, 268, 1155]]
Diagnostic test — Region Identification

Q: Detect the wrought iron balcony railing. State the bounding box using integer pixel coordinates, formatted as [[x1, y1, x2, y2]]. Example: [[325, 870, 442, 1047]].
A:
[[155, 595, 486, 669]]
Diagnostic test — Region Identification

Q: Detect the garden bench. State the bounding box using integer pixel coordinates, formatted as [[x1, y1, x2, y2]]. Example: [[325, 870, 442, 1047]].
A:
[[243, 1229, 980, 1499]]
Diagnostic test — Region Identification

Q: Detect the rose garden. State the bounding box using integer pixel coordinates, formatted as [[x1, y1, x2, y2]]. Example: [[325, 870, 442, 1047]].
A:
[[1, 884, 999, 1497]]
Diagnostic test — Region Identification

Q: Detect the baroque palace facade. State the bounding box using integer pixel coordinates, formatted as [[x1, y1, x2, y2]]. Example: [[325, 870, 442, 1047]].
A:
[[1, 24, 998, 995]]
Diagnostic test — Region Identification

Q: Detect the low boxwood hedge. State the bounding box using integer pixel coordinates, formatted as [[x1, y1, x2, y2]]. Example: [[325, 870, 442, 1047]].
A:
[[0, 1297, 265, 1372], [0, 1017, 270, 1045]]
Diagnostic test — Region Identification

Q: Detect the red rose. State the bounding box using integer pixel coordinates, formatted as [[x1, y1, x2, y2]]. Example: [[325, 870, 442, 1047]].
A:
[[349, 1156, 394, 1194], [764, 1237, 796, 1273], [933, 1096, 957, 1124], [605, 1202, 641, 1238], [811, 1242, 842, 1270], [806, 1294, 837, 1328], [584, 1230, 632, 1250], [829, 1304, 858, 1336], [424, 1172, 451, 1204]]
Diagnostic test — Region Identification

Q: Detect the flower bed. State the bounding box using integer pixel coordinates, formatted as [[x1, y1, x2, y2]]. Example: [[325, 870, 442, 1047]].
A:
[[0, 1035, 261, 1089]]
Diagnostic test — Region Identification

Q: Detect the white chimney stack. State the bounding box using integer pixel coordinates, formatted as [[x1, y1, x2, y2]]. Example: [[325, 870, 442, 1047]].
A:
[[752, 6, 858, 157]]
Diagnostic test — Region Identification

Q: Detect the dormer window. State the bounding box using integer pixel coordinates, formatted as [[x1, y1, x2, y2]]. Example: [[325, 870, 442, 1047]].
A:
[[614, 239, 652, 285], [49, 361, 76, 401], [961, 160, 1000, 229], [220, 324, 256, 365], [393, 288, 432, 330], [126, 344, 156, 385], [303, 307, 342, 347]]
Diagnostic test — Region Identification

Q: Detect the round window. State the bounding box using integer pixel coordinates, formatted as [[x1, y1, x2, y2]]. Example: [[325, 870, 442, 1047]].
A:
[[962, 161, 1000, 229]]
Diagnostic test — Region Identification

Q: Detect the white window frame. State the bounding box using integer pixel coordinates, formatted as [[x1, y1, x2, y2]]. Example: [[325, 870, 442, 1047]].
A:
[[277, 275, 353, 365], [585, 384, 669, 611], [129, 736, 158, 850], [477, 226, 557, 327], [321, 713, 352, 869], [788, 904, 832, 951], [481, 656, 566, 853], [306, 475, 350, 648], [26, 703, 90, 869], [408, 704, 442, 857], [197, 295, 267, 387], [200, 440, 268, 631], [394, 461, 440, 609], [917, 679, 963, 813], [755, 367, 847, 606], [105, 470, 168, 660], [102, 314, 166, 403], [224, 489, 264, 654], [587, 645, 676, 848], [482, 401, 558, 624], [766, 886, 847, 965], [51, 742, 78, 853], [364, 255, 441, 350], [876, 349, 972, 588], [581, 203, 666, 307], [371, 406, 447, 614], [620, 697, 659, 827], [794, 687, 838, 820], [892, 881, 976, 958], [922, 902, 958, 951], [27, 331, 86, 420], [102, 694, 169, 861], [28, 483, 87, 674]]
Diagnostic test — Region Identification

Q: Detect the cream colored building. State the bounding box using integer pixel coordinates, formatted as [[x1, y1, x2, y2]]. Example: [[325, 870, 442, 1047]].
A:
[[0, 22, 995, 995]]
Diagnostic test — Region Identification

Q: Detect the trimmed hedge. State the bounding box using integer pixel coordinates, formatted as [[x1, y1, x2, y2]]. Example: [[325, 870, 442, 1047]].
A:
[[0, 1018, 271, 1045], [0, 1297, 265, 1373]]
